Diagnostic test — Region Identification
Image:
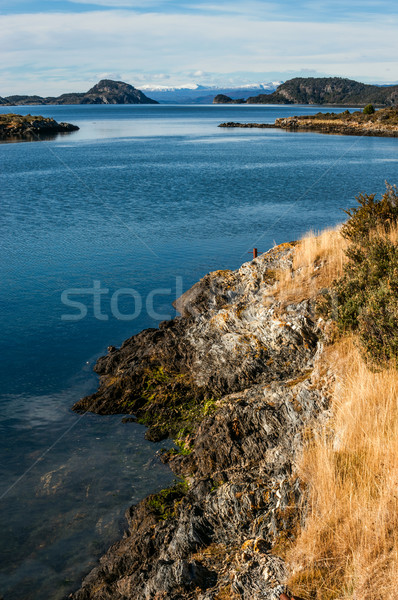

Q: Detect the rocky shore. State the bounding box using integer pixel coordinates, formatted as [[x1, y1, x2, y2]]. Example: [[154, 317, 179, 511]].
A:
[[219, 122, 276, 129], [0, 113, 79, 140], [219, 107, 398, 137], [71, 242, 335, 600]]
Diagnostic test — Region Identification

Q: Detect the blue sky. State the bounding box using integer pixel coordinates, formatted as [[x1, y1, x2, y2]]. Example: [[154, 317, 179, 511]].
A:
[[1, 0, 398, 95]]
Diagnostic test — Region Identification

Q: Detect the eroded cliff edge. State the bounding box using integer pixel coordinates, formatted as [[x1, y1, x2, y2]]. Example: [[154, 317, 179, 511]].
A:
[[71, 242, 334, 600]]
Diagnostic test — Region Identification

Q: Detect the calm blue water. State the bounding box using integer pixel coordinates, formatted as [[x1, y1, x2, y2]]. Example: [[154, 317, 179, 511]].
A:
[[0, 104, 397, 599]]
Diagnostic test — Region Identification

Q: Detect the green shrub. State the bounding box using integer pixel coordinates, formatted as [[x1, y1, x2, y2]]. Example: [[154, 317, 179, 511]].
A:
[[324, 184, 398, 364], [341, 184, 398, 242], [335, 234, 398, 337], [359, 283, 398, 362], [363, 104, 375, 115]]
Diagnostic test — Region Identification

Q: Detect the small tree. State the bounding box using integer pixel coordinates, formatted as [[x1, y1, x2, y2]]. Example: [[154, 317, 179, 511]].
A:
[[363, 104, 375, 115]]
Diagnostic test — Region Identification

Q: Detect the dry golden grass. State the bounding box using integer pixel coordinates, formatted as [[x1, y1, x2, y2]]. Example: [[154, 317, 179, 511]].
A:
[[274, 226, 348, 304], [370, 221, 398, 246], [287, 337, 398, 599]]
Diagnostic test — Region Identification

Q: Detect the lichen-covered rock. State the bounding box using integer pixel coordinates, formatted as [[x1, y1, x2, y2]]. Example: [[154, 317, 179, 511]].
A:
[[73, 243, 318, 440], [71, 243, 334, 600]]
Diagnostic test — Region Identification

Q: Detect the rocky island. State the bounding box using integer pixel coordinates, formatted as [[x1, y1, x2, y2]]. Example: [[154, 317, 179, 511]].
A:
[[213, 94, 245, 104], [219, 106, 398, 137], [70, 185, 398, 599], [0, 113, 79, 140]]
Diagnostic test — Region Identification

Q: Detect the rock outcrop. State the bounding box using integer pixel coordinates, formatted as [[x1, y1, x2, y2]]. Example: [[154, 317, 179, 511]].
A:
[[0, 113, 79, 140], [71, 242, 334, 600], [0, 80, 158, 106]]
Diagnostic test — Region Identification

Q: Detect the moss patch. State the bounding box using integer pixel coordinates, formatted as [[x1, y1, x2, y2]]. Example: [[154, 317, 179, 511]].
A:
[[147, 480, 189, 521]]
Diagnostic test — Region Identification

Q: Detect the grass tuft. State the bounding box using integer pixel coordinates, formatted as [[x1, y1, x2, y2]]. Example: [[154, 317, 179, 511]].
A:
[[274, 226, 348, 304]]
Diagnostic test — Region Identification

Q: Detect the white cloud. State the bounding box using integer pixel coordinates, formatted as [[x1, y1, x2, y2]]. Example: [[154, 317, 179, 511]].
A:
[[96, 71, 123, 80], [189, 1, 280, 16], [67, 0, 160, 6], [0, 9, 397, 95]]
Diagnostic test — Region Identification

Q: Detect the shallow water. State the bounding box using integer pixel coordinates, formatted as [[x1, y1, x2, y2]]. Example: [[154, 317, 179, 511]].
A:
[[1, 103, 397, 599]]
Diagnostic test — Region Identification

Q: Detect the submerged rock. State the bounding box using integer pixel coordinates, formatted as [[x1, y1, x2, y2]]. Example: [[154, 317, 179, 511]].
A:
[[71, 243, 333, 599]]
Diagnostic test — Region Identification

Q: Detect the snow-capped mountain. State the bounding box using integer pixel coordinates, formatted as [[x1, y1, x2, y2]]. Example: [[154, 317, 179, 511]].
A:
[[139, 82, 283, 103], [140, 83, 207, 92]]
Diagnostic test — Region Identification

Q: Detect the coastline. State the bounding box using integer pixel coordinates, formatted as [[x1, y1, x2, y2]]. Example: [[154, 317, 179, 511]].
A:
[[219, 107, 398, 137], [70, 242, 333, 599]]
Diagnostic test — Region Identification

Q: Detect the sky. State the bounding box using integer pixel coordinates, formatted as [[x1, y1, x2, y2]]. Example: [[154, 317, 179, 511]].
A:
[[1, 0, 398, 95]]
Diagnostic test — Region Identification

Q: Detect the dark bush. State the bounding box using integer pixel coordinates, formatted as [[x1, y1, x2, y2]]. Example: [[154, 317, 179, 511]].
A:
[[341, 184, 398, 242], [335, 234, 398, 319], [325, 184, 398, 364], [363, 104, 375, 115], [359, 283, 398, 362]]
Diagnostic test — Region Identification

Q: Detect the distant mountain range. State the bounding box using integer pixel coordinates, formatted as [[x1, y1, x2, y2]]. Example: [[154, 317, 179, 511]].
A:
[[2, 77, 398, 108], [216, 77, 398, 106], [139, 82, 282, 103], [0, 80, 158, 106]]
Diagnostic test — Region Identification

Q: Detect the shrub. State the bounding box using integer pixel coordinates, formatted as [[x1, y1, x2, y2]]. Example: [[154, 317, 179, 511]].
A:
[[335, 236, 398, 361], [359, 283, 398, 362], [341, 184, 398, 242], [330, 184, 398, 364], [363, 103, 375, 115]]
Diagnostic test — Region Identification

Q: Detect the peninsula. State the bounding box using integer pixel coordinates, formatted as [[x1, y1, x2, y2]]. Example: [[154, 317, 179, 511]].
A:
[[0, 79, 158, 106], [0, 113, 79, 140], [219, 106, 398, 137]]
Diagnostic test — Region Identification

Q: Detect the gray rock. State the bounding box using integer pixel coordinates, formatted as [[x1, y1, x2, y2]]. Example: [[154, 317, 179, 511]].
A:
[[71, 242, 334, 599]]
